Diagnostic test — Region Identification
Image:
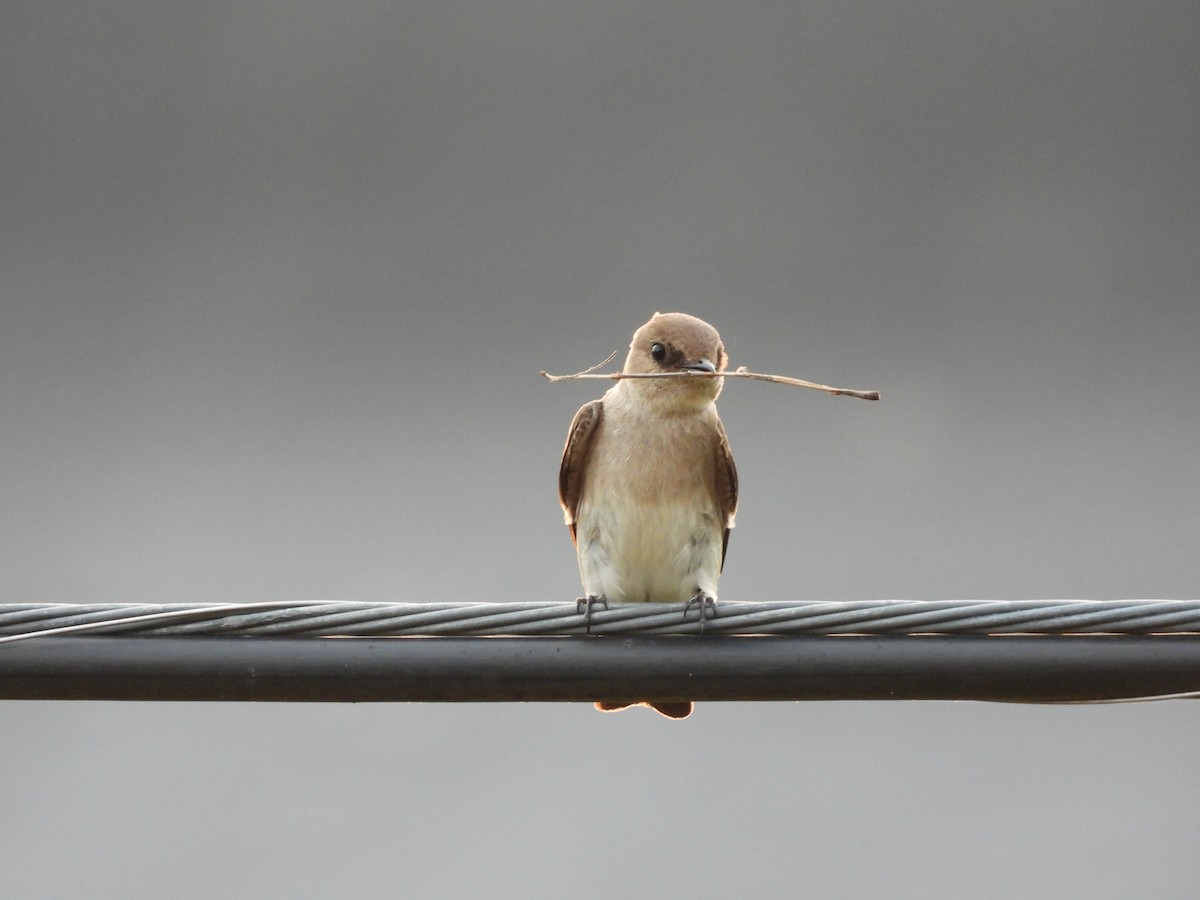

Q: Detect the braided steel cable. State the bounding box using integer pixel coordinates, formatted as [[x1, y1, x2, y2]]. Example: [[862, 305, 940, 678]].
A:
[[1, 599, 1199, 642]]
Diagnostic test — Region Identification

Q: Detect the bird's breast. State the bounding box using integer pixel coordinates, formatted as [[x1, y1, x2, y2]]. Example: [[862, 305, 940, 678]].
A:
[[574, 404, 724, 603]]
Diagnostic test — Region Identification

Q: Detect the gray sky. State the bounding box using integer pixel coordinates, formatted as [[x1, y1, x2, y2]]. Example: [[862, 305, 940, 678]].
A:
[[2, 3, 1198, 897]]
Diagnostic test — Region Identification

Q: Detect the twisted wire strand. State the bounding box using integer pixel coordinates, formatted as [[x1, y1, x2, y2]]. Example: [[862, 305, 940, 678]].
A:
[[0, 599, 1199, 643]]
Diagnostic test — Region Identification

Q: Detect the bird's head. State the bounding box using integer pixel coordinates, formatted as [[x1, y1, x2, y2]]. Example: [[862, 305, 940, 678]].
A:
[[622, 312, 727, 410]]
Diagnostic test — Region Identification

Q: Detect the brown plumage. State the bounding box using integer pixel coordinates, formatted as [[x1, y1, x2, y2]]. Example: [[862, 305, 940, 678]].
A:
[[558, 312, 738, 719]]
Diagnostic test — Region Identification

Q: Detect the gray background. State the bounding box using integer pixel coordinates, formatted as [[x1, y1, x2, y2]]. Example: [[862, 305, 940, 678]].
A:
[[2, 3, 1198, 897]]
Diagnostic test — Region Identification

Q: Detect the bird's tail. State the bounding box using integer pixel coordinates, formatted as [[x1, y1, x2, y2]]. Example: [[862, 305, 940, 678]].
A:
[[594, 700, 693, 719]]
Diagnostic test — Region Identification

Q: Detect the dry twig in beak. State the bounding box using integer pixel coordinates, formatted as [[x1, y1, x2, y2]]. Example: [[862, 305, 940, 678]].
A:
[[540, 356, 880, 401]]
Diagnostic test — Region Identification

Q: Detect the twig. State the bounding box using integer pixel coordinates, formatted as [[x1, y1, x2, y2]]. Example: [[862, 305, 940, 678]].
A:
[[540, 356, 880, 400], [572, 349, 620, 375], [725, 366, 880, 400]]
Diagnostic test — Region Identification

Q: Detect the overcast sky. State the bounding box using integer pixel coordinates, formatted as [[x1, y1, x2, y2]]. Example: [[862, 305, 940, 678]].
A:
[[2, 3, 1198, 897]]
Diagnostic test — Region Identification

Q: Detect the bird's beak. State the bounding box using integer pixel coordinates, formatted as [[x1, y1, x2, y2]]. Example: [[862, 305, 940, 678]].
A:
[[681, 358, 717, 374]]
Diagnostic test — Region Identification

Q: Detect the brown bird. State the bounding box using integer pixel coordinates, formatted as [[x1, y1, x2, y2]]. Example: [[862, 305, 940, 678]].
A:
[[558, 312, 738, 719]]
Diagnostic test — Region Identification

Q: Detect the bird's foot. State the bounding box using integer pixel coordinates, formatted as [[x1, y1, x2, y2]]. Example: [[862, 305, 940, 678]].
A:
[[576, 595, 609, 633], [683, 593, 718, 633]]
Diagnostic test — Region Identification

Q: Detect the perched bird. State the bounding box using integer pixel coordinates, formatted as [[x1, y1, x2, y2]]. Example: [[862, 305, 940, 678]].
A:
[[558, 312, 738, 719]]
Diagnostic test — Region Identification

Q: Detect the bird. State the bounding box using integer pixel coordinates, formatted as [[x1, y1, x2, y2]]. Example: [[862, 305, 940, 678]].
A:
[[558, 312, 738, 719]]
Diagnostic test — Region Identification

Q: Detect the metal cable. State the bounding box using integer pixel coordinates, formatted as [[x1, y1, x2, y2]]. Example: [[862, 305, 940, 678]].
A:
[[1, 599, 1198, 642]]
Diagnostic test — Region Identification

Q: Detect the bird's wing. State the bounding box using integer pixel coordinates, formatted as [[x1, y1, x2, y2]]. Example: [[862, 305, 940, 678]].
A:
[[714, 416, 738, 571], [558, 399, 604, 546]]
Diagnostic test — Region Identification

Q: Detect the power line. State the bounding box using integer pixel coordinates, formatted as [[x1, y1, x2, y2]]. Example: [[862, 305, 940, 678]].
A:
[[2, 599, 1200, 639], [0, 634, 1198, 702], [2, 601, 1198, 703]]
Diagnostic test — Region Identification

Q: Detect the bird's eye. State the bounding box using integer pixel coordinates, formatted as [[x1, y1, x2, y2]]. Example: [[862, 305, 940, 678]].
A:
[[650, 342, 667, 362]]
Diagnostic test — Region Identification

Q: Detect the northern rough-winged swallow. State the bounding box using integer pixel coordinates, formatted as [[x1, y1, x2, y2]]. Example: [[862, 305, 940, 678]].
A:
[[558, 312, 738, 719]]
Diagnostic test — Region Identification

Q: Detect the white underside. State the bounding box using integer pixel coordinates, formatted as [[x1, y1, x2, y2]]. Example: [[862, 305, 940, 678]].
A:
[[576, 493, 722, 604]]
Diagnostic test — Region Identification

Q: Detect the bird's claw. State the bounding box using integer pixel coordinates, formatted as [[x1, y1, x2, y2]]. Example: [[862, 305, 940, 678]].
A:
[[683, 593, 718, 633], [576, 595, 609, 633]]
